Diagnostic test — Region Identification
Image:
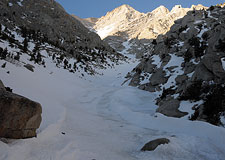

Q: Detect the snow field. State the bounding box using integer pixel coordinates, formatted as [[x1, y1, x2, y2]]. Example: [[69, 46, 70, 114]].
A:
[[0, 38, 225, 160]]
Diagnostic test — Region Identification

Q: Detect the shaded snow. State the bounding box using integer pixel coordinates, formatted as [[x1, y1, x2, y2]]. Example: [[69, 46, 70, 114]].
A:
[[194, 20, 203, 24], [8, 3, 13, 7], [179, 100, 204, 119], [121, 40, 132, 55], [177, 41, 184, 47], [221, 58, 225, 71], [152, 55, 162, 68], [187, 71, 194, 78], [17, 0, 23, 7], [182, 27, 190, 33], [197, 23, 209, 39], [162, 54, 184, 89], [139, 72, 151, 85], [207, 11, 219, 20], [0, 39, 225, 160]]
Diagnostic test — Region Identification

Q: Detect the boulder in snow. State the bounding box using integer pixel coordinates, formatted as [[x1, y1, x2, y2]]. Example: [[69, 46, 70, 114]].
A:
[[156, 98, 188, 118], [24, 64, 35, 72], [141, 138, 170, 151], [0, 81, 42, 139]]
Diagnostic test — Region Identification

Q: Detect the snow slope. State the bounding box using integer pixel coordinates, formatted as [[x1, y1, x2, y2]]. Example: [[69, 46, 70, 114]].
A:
[[0, 50, 225, 160]]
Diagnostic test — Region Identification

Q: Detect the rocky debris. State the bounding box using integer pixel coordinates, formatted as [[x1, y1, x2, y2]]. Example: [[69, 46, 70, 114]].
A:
[[24, 64, 35, 72], [156, 98, 188, 118], [127, 5, 225, 123], [141, 138, 170, 151], [0, 80, 42, 139]]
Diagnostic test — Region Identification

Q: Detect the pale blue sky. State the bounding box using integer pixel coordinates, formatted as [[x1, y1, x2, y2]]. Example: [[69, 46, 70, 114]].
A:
[[55, 0, 225, 18]]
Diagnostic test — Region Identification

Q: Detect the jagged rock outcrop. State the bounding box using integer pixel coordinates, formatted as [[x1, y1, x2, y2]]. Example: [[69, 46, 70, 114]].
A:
[[0, 80, 42, 139], [127, 5, 225, 124]]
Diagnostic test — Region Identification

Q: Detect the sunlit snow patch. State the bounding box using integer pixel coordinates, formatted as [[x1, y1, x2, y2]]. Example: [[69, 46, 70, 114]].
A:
[[97, 24, 115, 39]]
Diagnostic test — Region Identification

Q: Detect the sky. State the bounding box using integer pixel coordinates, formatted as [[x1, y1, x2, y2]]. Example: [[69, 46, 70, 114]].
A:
[[55, 0, 225, 18]]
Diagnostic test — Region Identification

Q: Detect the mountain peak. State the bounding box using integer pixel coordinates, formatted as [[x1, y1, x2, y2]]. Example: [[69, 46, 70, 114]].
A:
[[103, 4, 140, 18], [112, 4, 139, 14], [151, 5, 169, 16], [119, 4, 131, 8], [171, 5, 183, 10], [170, 5, 185, 13], [191, 4, 207, 10], [94, 4, 142, 39]]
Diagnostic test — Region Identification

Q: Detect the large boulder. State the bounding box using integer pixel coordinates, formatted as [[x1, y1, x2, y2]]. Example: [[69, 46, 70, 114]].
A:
[[186, 27, 199, 39], [191, 63, 214, 82], [139, 83, 157, 92], [184, 62, 196, 74], [157, 98, 188, 118], [202, 54, 225, 80], [150, 69, 168, 86], [175, 75, 188, 84], [0, 82, 42, 139], [141, 138, 170, 151], [24, 64, 35, 72]]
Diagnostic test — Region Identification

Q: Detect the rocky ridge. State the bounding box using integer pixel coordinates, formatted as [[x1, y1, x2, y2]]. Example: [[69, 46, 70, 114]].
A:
[[71, 15, 98, 32], [78, 4, 207, 58], [127, 5, 225, 125], [0, 0, 124, 75]]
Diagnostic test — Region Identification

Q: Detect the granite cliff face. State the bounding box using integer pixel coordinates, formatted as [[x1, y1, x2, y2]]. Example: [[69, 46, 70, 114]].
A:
[[78, 4, 207, 58], [92, 4, 206, 40], [94, 4, 144, 39]]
